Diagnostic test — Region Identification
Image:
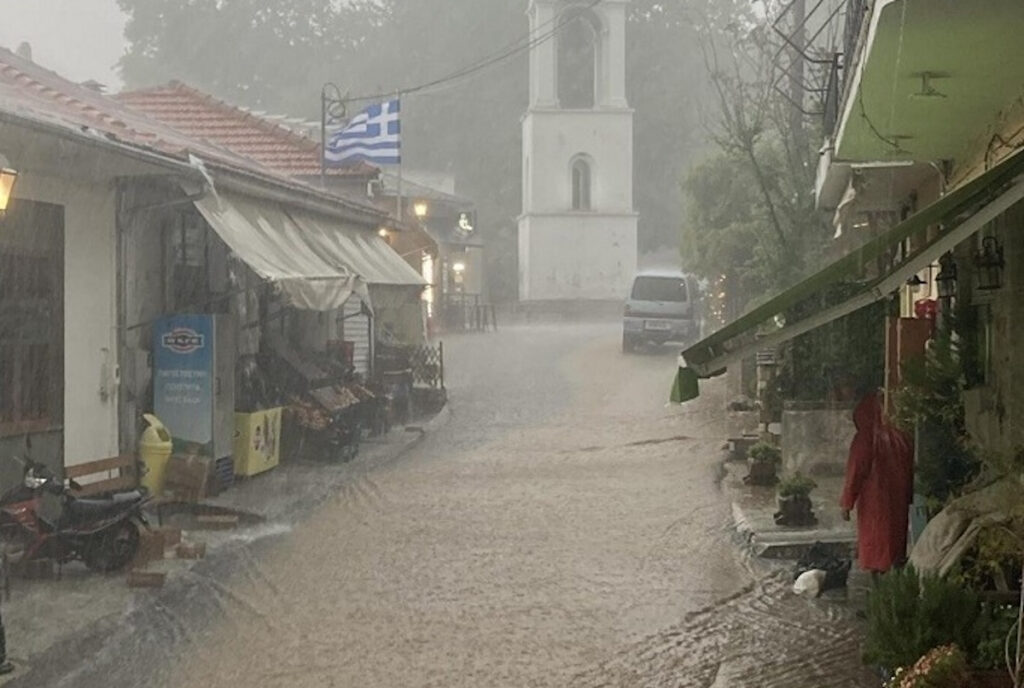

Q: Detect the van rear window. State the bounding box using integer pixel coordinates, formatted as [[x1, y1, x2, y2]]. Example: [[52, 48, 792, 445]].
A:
[[631, 276, 688, 302]]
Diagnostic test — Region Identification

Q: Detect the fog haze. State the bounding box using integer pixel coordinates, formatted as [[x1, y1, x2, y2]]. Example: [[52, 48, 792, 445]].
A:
[[0, 0, 126, 87]]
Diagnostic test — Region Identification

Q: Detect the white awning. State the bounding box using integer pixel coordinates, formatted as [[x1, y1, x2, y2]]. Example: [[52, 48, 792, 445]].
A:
[[194, 191, 361, 311], [194, 189, 423, 312], [296, 212, 427, 287]]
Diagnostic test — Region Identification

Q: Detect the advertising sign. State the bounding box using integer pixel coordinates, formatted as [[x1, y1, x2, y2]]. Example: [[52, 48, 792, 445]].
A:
[[153, 315, 214, 455]]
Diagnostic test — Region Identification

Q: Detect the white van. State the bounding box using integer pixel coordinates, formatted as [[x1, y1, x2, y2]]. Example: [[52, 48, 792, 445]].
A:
[[622, 270, 700, 353]]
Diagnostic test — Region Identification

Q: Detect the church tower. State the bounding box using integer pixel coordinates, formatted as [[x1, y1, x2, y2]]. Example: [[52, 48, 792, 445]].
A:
[[518, 0, 638, 303]]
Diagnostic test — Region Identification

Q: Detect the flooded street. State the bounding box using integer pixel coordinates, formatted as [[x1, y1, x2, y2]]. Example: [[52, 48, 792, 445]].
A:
[[101, 323, 871, 688]]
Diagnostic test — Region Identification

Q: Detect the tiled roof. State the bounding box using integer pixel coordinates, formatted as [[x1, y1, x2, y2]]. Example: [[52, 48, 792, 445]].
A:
[[118, 82, 379, 179], [0, 46, 384, 220], [0, 49, 240, 165]]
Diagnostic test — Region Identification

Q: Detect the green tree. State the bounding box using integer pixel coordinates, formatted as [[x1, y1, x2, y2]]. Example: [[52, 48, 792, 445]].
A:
[[680, 2, 828, 308]]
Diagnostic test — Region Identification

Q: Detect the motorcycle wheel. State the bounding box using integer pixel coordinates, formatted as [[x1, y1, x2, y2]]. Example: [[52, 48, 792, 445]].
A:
[[84, 521, 140, 573]]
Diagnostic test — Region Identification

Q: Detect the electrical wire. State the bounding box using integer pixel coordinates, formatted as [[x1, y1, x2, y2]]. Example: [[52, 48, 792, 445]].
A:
[[341, 0, 604, 105]]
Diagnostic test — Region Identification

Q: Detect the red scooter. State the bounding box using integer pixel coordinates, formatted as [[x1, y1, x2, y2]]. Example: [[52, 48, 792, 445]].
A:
[[0, 455, 149, 573]]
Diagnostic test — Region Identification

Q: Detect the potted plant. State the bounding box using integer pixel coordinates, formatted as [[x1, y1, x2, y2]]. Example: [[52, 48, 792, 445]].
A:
[[864, 567, 985, 675], [744, 441, 781, 486], [774, 472, 817, 526], [971, 603, 1017, 688]]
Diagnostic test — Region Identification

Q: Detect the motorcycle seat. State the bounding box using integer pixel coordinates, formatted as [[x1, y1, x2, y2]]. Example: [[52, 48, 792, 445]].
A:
[[63, 496, 137, 522], [111, 490, 145, 503]]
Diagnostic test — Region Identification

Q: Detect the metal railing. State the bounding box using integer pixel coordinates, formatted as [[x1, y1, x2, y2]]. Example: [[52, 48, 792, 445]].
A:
[[439, 293, 497, 333]]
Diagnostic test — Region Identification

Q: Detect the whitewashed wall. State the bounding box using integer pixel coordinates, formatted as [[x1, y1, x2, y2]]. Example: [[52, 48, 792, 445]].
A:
[[519, 214, 637, 301]]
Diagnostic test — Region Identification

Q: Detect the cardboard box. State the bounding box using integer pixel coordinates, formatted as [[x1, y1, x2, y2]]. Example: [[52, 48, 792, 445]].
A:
[[161, 454, 212, 502]]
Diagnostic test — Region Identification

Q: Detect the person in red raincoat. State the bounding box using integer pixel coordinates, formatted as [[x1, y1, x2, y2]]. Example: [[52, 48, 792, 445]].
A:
[[840, 391, 914, 573]]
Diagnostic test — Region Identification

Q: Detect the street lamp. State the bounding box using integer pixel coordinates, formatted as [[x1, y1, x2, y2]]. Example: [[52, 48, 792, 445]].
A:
[[0, 155, 18, 219], [935, 252, 958, 306], [974, 236, 1005, 291]]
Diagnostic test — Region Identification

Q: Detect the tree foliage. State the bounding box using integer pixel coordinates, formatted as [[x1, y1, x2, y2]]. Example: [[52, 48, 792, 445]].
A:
[[117, 0, 721, 301], [680, 1, 829, 306]]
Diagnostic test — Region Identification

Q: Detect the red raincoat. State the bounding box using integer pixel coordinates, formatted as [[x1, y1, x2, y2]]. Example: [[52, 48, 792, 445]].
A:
[[840, 393, 914, 573]]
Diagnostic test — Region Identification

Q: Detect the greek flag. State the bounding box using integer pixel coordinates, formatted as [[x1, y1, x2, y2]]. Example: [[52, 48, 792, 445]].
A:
[[324, 99, 401, 166]]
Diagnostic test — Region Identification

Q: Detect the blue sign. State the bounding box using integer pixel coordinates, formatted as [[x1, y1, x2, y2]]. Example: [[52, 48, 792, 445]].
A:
[[153, 315, 214, 454]]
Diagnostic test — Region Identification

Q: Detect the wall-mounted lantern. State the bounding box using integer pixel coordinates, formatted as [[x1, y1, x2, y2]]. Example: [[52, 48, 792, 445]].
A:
[[935, 252, 958, 305], [973, 236, 1005, 291], [0, 154, 19, 218], [905, 273, 927, 294], [413, 201, 429, 218]]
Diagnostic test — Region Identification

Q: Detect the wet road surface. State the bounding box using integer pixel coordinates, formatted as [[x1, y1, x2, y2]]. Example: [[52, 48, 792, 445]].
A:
[[136, 323, 873, 687]]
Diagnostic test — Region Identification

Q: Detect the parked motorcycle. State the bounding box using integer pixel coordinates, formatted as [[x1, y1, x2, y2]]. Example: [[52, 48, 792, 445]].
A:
[[0, 455, 149, 573]]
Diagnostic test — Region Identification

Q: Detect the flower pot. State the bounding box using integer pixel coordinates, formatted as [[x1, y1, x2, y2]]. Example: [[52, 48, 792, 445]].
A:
[[744, 458, 779, 486], [774, 493, 817, 526]]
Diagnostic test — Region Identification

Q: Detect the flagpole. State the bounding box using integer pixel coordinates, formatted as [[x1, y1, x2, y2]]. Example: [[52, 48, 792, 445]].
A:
[[395, 91, 403, 222], [320, 85, 327, 188], [320, 83, 346, 190]]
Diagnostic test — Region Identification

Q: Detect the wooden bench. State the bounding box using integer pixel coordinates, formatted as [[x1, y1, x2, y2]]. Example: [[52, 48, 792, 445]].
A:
[[65, 455, 142, 497]]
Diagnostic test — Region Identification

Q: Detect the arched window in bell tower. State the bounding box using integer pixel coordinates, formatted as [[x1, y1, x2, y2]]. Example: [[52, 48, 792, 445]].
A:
[[557, 9, 601, 109], [571, 155, 592, 210]]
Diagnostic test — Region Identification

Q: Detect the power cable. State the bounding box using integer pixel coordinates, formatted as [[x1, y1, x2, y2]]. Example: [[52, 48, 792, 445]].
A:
[[341, 0, 604, 105]]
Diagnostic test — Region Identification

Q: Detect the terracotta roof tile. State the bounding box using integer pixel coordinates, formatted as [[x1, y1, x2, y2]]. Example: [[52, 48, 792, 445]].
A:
[[0, 47, 384, 219], [118, 82, 379, 179]]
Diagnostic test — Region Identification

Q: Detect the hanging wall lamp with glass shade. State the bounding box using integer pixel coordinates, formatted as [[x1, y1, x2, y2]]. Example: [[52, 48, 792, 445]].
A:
[[973, 235, 1005, 291], [0, 154, 18, 218], [935, 252, 959, 305]]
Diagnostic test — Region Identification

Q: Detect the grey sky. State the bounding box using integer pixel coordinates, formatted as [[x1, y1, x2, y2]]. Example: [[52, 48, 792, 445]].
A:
[[0, 0, 127, 88]]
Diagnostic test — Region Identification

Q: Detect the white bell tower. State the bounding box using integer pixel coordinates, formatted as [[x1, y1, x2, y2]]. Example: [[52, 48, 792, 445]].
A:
[[518, 0, 638, 303]]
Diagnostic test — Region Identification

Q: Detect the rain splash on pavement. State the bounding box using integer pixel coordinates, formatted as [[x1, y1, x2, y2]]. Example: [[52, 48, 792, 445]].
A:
[[49, 323, 873, 688]]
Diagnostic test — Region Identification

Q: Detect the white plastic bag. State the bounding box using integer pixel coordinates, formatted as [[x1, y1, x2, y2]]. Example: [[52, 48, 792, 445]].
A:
[[793, 569, 827, 597]]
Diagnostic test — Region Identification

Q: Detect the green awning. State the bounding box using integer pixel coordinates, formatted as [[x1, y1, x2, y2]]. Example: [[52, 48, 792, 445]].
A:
[[681, 149, 1024, 380]]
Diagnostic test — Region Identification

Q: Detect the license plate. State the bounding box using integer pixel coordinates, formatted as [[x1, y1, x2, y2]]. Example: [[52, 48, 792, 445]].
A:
[[645, 320, 671, 331]]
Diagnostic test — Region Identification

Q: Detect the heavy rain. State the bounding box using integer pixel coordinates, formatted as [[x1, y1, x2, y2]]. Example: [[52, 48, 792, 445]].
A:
[[0, 2, 1020, 687]]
